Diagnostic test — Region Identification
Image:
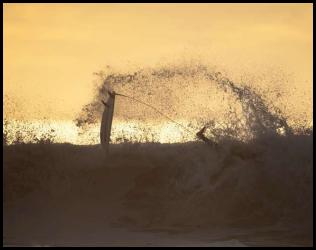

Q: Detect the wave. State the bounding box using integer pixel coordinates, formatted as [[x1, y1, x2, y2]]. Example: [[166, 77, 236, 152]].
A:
[[123, 133, 313, 229], [3, 62, 313, 245], [4, 134, 313, 230], [75, 63, 311, 143], [4, 63, 312, 145]]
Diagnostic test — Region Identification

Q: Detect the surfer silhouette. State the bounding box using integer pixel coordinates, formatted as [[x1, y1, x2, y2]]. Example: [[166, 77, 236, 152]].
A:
[[196, 126, 217, 148]]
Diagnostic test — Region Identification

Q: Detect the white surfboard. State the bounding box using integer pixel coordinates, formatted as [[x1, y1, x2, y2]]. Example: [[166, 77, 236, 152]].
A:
[[100, 90, 116, 155]]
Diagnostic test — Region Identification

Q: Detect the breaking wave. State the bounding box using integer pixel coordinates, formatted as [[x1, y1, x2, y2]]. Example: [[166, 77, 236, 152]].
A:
[[3, 62, 313, 245], [75, 62, 311, 143], [4, 62, 312, 145]]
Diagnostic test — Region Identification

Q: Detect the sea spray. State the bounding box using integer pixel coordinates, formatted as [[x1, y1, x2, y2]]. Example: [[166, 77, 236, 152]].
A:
[[3, 62, 312, 144], [74, 63, 298, 143], [3, 63, 312, 241]]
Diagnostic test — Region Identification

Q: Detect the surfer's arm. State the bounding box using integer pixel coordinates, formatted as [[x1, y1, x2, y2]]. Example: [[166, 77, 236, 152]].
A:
[[196, 126, 217, 147], [196, 126, 207, 137]]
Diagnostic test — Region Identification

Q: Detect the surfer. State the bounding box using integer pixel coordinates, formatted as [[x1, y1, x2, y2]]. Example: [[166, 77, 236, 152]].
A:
[[196, 126, 218, 148]]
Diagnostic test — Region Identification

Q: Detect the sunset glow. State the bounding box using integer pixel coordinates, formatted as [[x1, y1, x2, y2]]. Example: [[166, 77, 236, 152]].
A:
[[3, 4, 313, 247], [3, 3, 312, 144]]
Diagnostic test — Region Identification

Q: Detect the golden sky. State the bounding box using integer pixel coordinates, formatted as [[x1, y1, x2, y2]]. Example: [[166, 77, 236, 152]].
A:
[[3, 3, 313, 121]]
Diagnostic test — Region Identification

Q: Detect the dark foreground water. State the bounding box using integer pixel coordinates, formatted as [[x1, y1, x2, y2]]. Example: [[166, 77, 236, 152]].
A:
[[3, 135, 313, 246]]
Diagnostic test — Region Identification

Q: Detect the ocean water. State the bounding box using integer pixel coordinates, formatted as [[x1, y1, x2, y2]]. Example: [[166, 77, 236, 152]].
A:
[[3, 63, 313, 246]]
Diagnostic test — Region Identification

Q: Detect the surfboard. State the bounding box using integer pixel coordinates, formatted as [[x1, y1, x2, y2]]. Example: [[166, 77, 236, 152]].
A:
[[100, 91, 116, 155]]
